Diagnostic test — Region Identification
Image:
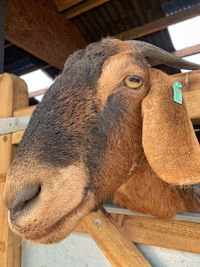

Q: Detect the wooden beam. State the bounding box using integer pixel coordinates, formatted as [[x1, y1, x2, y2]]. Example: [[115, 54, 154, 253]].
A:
[[65, 0, 110, 19], [29, 88, 48, 98], [75, 213, 200, 254], [0, 1, 9, 74], [184, 90, 200, 124], [171, 70, 200, 92], [173, 44, 200, 58], [6, 0, 87, 70], [13, 105, 36, 117], [82, 208, 151, 266], [123, 215, 200, 254], [172, 70, 200, 124], [115, 5, 200, 40], [4, 42, 12, 49], [0, 174, 6, 182], [0, 73, 28, 267], [53, 0, 84, 12]]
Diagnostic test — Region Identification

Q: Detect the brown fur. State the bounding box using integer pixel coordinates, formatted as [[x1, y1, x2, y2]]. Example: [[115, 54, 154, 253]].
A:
[[113, 157, 200, 219], [142, 69, 200, 185], [3, 38, 200, 244]]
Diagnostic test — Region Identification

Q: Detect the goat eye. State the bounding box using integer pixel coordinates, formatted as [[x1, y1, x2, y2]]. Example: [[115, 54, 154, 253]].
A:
[[124, 76, 143, 89]]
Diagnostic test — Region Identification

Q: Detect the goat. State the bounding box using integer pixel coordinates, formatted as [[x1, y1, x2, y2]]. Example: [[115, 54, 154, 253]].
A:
[[3, 38, 200, 244], [113, 157, 200, 219]]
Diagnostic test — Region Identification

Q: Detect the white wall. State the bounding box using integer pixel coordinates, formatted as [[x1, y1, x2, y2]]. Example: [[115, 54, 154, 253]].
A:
[[22, 232, 200, 267]]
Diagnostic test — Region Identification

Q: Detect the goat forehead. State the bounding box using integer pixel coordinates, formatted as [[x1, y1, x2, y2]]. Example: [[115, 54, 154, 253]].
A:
[[15, 39, 138, 167]]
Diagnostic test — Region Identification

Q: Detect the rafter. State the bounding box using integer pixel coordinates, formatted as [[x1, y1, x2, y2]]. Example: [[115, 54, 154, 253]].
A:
[[115, 5, 200, 40]]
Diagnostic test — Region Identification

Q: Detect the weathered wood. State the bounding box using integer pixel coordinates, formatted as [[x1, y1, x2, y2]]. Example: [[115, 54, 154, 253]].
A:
[[0, 73, 28, 267], [0, 174, 6, 182], [0, 1, 9, 73], [172, 70, 200, 92], [75, 213, 200, 254], [172, 70, 200, 124], [82, 208, 151, 267], [12, 131, 25, 145], [115, 5, 200, 40], [53, 0, 84, 11], [173, 44, 200, 58], [184, 90, 200, 124], [6, 0, 87, 69], [13, 105, 36, 117], [65, 0, 110, 19], [123, 215, 200, 254], [29, 88, 48, 98]]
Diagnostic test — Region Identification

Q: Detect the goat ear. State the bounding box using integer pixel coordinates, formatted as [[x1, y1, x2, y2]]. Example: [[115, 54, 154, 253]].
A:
[[142, 69, 200, 185]]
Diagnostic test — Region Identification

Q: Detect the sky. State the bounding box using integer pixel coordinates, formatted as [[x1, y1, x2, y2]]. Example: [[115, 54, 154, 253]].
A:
[[168, 16, 200, 67], [21, 16, 200, 101]]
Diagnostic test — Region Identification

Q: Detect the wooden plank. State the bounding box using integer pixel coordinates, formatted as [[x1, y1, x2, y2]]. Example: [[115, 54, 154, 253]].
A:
[[29, 88, 47, 98], [12, 106, 36, 144], [13, 105, 36, 117], [53, 0, 84, 12], [123, 215, 200, 254], [184, 90, 200, 124], [82, 208, 151, 267], [115, 5, 200, 40], [12, 130, 25, 145], [75, 213, 200, 254], [65, 0, 110, 19], [172, 71, 200, 124], [172, 70, 200, 92], [6, 0, 87, 69], [173, 44, 200, 58], [0, 174, 6, 182], [0, 73, 28, 267]]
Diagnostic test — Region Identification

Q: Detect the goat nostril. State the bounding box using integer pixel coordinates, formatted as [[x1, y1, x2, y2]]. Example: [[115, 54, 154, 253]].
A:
[[10, 185, 41, 218]]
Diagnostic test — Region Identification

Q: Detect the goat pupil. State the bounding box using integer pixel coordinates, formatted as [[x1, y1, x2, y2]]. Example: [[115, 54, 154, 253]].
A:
[[129, 76, 140, 83]]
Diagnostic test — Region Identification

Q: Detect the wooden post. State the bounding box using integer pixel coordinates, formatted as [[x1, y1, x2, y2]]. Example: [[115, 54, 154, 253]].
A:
[[82, 208, 151, 267], [0, 73, 28, 267]]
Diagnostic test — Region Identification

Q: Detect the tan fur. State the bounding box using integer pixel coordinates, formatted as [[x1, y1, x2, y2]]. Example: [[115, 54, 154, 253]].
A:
[[5, 160, 93, 243], [142, 69, 200, 185], [3, 38, 200, 245], [113, 157, 200, 219]]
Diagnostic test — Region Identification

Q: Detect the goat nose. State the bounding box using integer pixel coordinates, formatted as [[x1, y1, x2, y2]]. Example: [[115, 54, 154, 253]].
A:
[[4, 185, 41, 219]]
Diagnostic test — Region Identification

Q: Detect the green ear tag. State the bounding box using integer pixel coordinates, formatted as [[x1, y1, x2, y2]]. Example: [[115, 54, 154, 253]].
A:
[[173, 82, 182, 104]]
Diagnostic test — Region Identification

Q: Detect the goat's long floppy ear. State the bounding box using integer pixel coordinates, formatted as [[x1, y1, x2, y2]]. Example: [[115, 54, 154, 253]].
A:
[[142, 69, 200, 185]]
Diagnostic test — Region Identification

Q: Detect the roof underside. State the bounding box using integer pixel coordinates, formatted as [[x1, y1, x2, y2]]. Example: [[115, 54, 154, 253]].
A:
[[4, 0, 200, 78]]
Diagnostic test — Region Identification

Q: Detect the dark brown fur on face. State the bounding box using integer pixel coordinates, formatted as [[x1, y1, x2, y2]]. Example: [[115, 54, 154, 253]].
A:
[[3, 38, 200, 244]]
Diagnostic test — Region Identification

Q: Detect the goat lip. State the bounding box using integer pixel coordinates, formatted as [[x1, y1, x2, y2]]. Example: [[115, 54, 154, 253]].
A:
[[24, 205, 78, 242], [23, 193, 95, 243]]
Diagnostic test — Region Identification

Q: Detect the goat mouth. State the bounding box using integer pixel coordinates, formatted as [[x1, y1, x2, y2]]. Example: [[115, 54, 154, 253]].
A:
[[23, 192, 95, 243], [25, 206, 77, 241]]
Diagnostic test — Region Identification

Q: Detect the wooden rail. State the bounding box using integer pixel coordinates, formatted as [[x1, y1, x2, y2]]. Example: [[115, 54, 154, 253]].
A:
[[82, 209, 151, 266], [0, 73, 28, 267], [65, 0, 110, 19], [115, 5, 200, 40], [76, 211, 200, 254], [173, 44, 200, 58]]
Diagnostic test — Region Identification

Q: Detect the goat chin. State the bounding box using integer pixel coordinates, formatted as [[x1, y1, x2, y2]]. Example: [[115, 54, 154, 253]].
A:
[[16, 193, 95, 244]]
